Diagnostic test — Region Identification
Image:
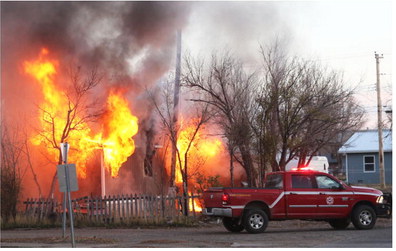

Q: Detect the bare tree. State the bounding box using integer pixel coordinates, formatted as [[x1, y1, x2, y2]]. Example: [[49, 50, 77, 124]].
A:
[[256, 43, 364, 171], [183, 52, 258, 187], [0, 125, 27, 223], [149, 80, 212, 215], [22, 133, 42, 198], [34, 66, 102, 198]]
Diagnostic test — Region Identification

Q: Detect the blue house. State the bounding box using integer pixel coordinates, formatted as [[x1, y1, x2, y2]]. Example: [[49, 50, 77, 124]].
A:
[[338, 130, 392, 185]]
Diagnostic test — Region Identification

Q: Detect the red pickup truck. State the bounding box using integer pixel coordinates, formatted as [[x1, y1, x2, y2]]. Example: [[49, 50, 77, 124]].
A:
[[203, 170, 391, 233]]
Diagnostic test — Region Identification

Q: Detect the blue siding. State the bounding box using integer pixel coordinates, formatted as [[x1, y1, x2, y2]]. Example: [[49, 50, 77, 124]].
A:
[[345, 152, 392, 184]]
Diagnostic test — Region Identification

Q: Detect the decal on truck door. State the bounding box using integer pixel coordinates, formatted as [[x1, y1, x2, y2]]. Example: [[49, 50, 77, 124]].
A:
[[326, 196, 334, 205]]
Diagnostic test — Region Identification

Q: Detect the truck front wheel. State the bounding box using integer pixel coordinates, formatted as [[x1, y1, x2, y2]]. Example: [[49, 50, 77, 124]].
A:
[[222, 217, 244, 232], [243, 209, 268, 234], [351, 205, 377, 230]]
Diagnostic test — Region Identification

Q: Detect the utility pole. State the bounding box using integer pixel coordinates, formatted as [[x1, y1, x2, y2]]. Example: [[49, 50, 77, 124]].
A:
[[101, 149, 106, 197], [375, 52, 386, 189], [170, 29, 182, 189]]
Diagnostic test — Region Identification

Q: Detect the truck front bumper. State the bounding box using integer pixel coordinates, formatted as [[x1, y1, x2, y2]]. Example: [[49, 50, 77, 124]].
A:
[[202, 207, 232, 217], [376, 203, 391, 218]]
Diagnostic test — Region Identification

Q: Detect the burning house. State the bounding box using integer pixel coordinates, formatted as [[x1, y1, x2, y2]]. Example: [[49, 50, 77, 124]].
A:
[[1, 2, 241, 210]]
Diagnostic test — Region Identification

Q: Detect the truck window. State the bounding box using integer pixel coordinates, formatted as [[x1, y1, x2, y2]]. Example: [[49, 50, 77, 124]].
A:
[[315, 175, 341, 189], [265, 174, 283, 189], [291, 175, 314, 189]]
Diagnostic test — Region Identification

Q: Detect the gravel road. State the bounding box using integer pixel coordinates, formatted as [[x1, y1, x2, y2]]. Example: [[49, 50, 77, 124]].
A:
[[1, 218, 392, 248]]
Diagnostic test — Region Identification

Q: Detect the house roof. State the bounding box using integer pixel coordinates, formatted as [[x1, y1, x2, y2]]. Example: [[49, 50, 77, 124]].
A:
[[338, 130, 392, 154]]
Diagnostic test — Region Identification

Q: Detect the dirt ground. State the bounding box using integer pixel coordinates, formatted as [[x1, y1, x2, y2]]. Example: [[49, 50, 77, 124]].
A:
[[1, 218, 392, 248]]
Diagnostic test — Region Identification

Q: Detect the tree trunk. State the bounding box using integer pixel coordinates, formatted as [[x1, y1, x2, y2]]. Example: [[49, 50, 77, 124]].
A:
[[239, 144, 256, 187], [183, 157, 188, 216], [229, 147, 234, 187]]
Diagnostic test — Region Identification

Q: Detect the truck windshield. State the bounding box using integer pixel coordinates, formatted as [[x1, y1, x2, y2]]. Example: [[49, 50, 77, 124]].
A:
[[265, 174, 283, 189]]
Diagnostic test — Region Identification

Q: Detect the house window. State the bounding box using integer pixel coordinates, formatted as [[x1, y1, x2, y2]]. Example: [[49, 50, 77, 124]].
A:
[[363, 155, 375, 173]]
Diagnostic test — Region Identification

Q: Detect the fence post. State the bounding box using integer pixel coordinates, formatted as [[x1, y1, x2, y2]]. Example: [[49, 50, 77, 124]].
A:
[[142, 195, 145, 221], [94, 196, 98, 222], [112, 195, 117, 223], [155, 195, 161, 223], [103, 195, 107, 223], [126, 194, 131, 223], [121, 194, 126, 221], [115, 195, 121, 221], [24, 198, 30, 216], [149, 195, 153, 222], [87, 197, 91, 220], [107, 196, 111, 223], [39, 198, 44, 222], [135, 193, 139, 220], [138, 194, 142, 220], [43, 198, 46, 220]]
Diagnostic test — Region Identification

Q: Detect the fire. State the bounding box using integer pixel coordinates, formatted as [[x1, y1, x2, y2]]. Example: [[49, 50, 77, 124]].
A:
[[172, 118, 223, 213], [190, 195, 203, 212], [175, 119, 224, 183], [24, 48, 96, 178], [101, 91, 139, 177], [24, 48, 138, 178]]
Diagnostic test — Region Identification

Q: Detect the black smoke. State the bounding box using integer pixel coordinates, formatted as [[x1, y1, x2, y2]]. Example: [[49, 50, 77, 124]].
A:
[[1, 1, 191, 90]]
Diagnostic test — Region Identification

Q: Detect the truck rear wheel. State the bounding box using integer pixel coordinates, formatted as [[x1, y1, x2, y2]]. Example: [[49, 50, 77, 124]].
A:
[[243, 209, 268, 234], [222, 217, 244, 232], [351, 205, 376, 230], [329, 218, 350, 230]]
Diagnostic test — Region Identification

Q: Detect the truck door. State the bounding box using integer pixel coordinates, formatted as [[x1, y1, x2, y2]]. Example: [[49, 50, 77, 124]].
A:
[[314, 174, 352, 217], [286, 174, 318, 218]]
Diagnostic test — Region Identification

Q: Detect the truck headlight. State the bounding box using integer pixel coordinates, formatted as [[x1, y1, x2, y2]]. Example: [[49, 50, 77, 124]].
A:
[[376, 195, 384, 204]]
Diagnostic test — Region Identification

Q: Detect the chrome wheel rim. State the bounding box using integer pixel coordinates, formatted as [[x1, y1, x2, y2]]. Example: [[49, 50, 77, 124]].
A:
[[359, 210, 372, 226], [249, 213, 264, 229]]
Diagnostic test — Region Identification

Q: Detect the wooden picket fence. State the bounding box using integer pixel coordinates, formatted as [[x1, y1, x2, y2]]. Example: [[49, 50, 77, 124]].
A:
[[23, 194, 202, 223]]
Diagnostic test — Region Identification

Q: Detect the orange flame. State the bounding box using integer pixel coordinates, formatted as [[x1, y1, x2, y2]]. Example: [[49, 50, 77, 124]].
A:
[[24, 48, 138, 178], [101, 91, 138, 177], [175, 119, 223, 183], [190, 195, 203, 212], [173, 118, 223, 213]]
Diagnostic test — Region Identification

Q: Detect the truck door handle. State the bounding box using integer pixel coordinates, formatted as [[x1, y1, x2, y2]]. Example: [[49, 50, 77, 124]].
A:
[[289, 192, 297, 195], [319, 192, 326, 195]]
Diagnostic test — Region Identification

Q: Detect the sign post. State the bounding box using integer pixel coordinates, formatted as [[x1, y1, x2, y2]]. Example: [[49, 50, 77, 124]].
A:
[[60, 142, 69, 239], [57, 142, 77, 248]]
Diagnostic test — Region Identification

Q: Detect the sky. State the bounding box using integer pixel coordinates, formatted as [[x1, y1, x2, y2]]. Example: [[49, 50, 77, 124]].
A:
[[183, 0, 393, 129]]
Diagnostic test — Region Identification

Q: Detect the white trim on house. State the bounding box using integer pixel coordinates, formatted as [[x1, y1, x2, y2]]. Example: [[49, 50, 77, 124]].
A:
[[363, 155, 376, 173]]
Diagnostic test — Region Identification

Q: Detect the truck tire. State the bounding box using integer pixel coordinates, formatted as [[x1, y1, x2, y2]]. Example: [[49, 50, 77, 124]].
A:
[[329, 218, 350, 230], [351, 205, 377, 230], [243, 209, 268, 234], [222, 217, 244, 232]]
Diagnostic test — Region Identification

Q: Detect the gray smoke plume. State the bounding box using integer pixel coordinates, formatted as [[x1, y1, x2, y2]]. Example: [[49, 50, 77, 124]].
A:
[[2, 2, 191, 91]]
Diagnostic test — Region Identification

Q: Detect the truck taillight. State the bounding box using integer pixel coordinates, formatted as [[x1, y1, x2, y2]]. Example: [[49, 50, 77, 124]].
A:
[[222, 193, 230, 204]]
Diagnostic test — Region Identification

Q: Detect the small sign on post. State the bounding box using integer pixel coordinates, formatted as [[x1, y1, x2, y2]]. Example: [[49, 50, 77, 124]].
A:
[[57, 142, 77, 248], [57, 164, 79, 192]]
